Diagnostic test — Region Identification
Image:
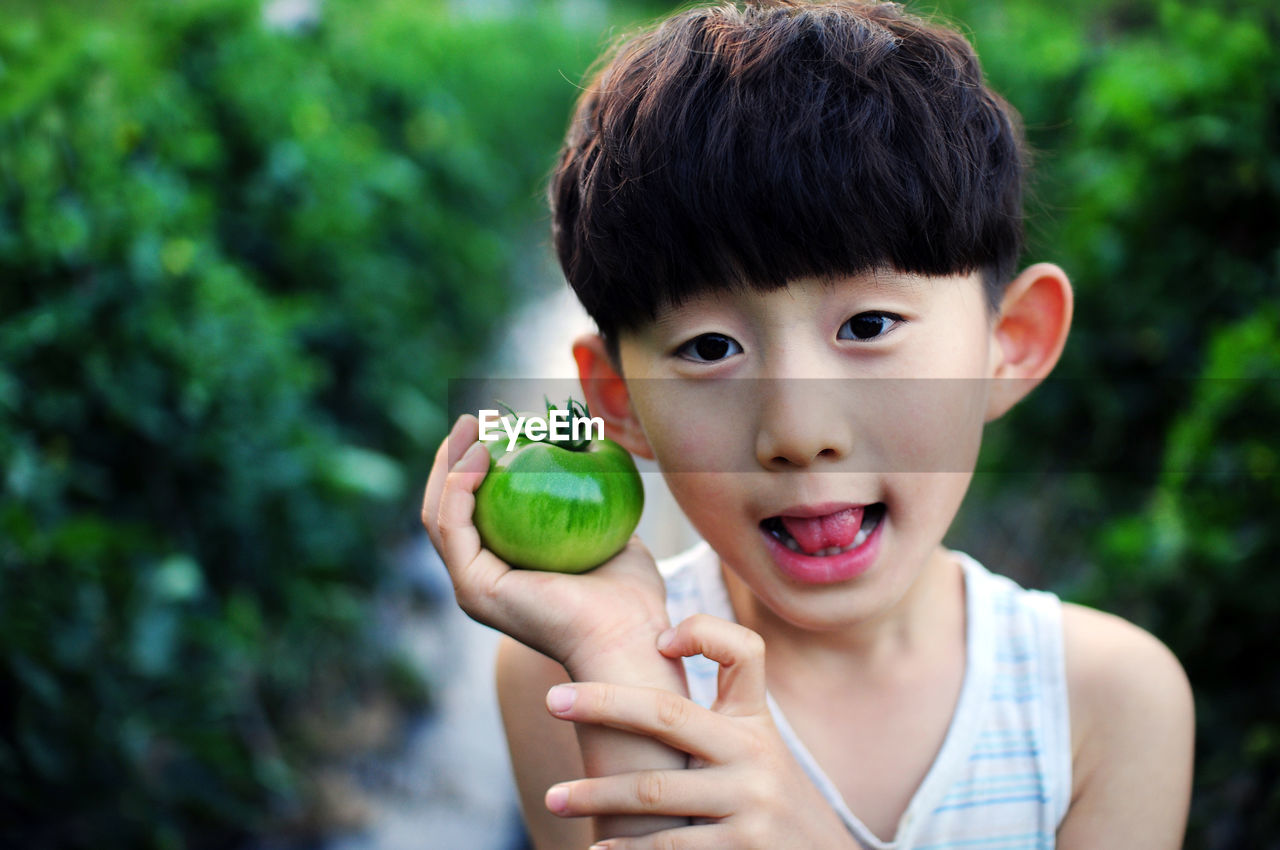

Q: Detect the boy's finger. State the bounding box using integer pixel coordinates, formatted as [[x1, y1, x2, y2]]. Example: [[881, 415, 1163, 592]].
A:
[[545, 769, 731, 820], [546, 683, 728, 764], [422, 414, 480, 549], [435, 441, 500, 594], [657, 614, 767, 717]]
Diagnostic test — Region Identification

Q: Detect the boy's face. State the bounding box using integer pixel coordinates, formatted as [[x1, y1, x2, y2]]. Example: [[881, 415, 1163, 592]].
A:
[[611, 270, 1008, 631]]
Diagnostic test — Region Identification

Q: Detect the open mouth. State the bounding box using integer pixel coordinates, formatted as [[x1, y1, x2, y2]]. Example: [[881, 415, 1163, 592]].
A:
[[760, 503, 886, 557]]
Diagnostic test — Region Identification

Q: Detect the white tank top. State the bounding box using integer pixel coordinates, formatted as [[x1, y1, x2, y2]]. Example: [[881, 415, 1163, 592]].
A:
[[659, 542, 1072, 850]]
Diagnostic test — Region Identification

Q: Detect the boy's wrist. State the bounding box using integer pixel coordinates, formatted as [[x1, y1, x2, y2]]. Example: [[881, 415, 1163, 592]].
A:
[[564, 632, 689, 696]]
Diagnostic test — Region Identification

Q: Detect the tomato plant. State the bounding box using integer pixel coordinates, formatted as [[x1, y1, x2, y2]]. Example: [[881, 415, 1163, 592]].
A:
[[473, 399, 644, 573]]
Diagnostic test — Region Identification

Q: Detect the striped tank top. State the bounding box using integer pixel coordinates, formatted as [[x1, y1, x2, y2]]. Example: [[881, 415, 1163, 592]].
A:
[[659, 542, 1072, 850]]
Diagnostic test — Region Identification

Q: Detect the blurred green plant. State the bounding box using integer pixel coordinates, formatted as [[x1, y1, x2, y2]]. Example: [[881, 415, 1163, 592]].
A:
[[0, 0, 606, 846], [1080, 308, 1280, 847]]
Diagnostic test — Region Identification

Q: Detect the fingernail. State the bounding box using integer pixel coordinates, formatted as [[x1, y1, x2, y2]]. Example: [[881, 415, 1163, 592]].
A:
[[656, 627, 677, 652], [545, 784, 569, 813], [546, 684, 576, 714]]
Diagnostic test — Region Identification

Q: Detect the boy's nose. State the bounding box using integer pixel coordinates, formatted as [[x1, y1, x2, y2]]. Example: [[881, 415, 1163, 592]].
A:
[[754, 378, 853, 470]]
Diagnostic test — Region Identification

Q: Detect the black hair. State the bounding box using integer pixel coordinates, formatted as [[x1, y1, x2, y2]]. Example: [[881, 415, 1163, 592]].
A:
[[550, 1, 1027, 346]]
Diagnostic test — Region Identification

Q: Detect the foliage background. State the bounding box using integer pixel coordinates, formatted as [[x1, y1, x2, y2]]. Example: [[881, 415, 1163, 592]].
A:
[[0, 0, 1276, 847]]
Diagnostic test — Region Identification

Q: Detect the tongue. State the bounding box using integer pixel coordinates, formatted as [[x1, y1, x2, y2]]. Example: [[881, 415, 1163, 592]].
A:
[[780, 507, 864, 555]]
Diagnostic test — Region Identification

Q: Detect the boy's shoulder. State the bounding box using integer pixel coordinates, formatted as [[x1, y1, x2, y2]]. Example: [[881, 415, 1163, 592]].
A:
[[1055, 602, 1194, 842], [1059, 602, 1192, 737]]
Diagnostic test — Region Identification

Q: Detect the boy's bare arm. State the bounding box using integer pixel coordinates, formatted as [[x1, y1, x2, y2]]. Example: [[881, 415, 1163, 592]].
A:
[[1056, 604, 1195, 849], [496, 637, 592, 849], [497, 636, 693, 847]]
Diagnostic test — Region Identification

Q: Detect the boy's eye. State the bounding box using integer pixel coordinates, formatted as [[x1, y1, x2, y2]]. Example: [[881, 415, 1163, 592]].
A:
[[676, 333, 743, 363], [838, 312, 902, 341]]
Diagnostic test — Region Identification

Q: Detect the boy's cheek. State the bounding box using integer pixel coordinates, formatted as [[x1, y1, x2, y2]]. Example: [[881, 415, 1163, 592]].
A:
[[879, 379, 988, 474], [649, 422, 741, 473], [628, 379, 751, 473], [656, 472, 752, 550]]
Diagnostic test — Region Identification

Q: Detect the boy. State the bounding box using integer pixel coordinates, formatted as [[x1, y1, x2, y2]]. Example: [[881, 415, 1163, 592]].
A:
[[424, 2, 1194, 847]]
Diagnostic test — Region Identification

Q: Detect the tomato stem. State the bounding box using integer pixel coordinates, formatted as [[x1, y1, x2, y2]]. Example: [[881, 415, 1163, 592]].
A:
[[546, 396, 593, 451]]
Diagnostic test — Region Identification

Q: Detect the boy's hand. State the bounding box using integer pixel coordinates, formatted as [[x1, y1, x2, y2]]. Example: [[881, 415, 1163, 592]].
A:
[[541, 614, 859, 849], [426, 413, 691, 840], [423, 413, 675, 683]]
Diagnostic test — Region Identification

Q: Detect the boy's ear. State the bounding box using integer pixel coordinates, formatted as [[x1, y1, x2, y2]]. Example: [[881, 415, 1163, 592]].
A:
[[572, 333, 655, 459], [985, 262, 1074, 421]]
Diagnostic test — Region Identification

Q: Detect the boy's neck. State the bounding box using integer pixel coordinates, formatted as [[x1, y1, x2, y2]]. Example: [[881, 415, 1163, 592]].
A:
[[719, 546, 966, 683]]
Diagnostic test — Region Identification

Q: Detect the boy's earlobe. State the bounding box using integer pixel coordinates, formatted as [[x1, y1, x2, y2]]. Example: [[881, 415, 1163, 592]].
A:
[[985, 262, 1074, 421], [572, 333, 655, 459]]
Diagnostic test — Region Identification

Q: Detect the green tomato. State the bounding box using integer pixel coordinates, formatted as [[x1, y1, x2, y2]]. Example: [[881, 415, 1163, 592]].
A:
[[473, 404, 644, 573]]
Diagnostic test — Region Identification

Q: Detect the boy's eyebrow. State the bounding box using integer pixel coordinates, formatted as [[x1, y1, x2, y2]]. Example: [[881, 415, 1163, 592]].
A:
[[649, 305, 701, 335]]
